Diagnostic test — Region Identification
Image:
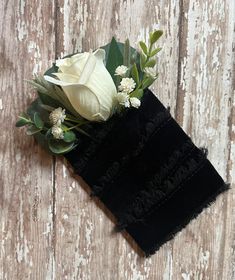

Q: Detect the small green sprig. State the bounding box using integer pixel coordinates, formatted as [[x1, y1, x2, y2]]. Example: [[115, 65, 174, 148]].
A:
[[16, 77, 91, 155], [129, 30, 163, 99], [16, 112, 45, 135]]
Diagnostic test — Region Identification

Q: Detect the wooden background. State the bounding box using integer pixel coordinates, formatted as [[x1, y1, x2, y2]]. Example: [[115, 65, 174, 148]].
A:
[[1, 0, 235, 279]]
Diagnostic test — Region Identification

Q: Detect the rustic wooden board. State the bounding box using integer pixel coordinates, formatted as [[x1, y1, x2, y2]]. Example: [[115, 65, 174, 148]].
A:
[[0, 0, 56, 279], [1, 0, 234, 279]]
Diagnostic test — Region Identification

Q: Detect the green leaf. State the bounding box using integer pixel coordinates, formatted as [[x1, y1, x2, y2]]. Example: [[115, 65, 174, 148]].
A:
[[150, 48, 162, 57], [142, 76, 156, 89], [131, 63, 140, 84], [27, 98, 50, 123], [130, 89, 144, 99], [123, 39, 131, 67], [37, 91, 62, 108], [16, 112, 31, 127], [44, 63, 59, 77], [29, 76, 83, 120], [139, 41, 148, 55], [150, 30, 163, 44], [63, 130, 76, 143], [145, 59, 156, 68], [26, 125, 42, 136], [140, 53, 146, 71], [48, 139, 76, 154], [34, 112, 44, 129], [45, 128, 53, 139], [33, 132, 51, 153], [104, 37, 123, 85]]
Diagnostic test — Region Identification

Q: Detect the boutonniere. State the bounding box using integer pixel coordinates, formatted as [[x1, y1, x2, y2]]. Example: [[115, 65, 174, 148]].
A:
[[16, 30, 163, 154], [16, 29, 228, 256]]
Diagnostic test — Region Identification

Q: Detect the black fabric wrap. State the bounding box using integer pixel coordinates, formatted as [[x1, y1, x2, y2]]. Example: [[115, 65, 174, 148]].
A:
[[65, 89, 229, 256]]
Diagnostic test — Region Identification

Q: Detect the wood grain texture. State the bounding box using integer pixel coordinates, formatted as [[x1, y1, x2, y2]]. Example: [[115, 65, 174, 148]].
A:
[[0, 0, 56, 279], [0, 0, 234, 279]]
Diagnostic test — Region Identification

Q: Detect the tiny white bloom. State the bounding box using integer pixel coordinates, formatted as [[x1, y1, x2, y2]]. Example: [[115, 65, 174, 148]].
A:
[[118, 78, 136, 94], [144, 67, 157, 79], [116, 92, 130, 108], [49, 107, 66, 125], [130, 97, 141, 108], [51, 125, 64, 139], [115, 65, 128, 77]]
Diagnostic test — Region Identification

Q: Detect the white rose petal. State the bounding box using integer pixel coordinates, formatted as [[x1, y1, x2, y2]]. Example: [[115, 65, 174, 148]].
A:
[[44, 49, 117, 122], [130, 97, 141, 108], [118, 78, 136, 94], [49, 107, 66, 125], [115, 65, 128, 77], [51, 125, 64, 139]]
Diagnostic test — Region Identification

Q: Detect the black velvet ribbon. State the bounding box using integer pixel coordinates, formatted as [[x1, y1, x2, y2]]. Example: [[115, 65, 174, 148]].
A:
[[65, 89, 229, 256]]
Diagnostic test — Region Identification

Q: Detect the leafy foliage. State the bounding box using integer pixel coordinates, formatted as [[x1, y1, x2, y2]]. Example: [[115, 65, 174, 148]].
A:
[[16, 30, 163, 155], [48, 139, 76, 154], [101, 37, 141, 85]]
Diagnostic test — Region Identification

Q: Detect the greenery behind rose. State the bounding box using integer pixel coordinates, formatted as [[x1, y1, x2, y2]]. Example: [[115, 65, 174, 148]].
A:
[[16, 30, 163, 154]]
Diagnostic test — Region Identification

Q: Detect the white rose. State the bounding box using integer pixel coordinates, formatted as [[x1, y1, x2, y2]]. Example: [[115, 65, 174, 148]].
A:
[[44, 49, 117, 121]]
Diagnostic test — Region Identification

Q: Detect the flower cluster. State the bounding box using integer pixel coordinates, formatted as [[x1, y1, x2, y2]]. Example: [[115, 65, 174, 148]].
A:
[[16, 30, 162, 154], [49, 107, 66, 139], [115, 67, 140, 109]]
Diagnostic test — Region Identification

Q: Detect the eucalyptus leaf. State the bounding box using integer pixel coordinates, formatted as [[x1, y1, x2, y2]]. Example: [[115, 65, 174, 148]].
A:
[[63, 130, 76, 143], [26, 125, 42, 136], [45, 128, 53, 139], [34, 112, 44, 129], [27, 98, 50, 123], [16, 112, 31, 127], [48, 139, 76, 154], [33, 132, 51, 154]]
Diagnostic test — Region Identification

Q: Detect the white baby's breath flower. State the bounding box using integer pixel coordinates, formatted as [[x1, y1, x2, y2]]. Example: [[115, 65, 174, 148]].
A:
[[116, 92, 130, 108], [130, 97, 141, 108], [115, 65, 128, 77], [51, 125, 64, 139], [144, 67, 157, 79], [118, 78, 136, 94], [49, 107, 66, 125]]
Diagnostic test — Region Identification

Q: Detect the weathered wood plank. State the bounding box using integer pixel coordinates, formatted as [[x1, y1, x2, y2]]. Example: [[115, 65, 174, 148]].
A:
[[174, 0, 235, 279], [0, 0, 56, 279], [1, 0, 234, 279], [54, 0, 181, 279]]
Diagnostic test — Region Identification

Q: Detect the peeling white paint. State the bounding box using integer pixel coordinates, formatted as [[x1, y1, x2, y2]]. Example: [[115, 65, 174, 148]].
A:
[[69, 181, 76, 192], [163, 250, 173, 280], [62, 164, 67, 178], [16, 192, 30, 263]]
